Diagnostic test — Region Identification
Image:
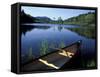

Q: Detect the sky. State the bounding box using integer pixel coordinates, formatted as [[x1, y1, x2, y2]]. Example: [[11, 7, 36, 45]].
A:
[[21, 6, 95, 20]]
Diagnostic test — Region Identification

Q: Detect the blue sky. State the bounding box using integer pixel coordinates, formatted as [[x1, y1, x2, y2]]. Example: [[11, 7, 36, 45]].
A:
[[21, 6, 95, 20]]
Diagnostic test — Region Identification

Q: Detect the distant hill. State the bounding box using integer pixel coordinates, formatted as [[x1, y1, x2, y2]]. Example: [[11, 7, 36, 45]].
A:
[[20, 10, 96, 27], [35, 16, 52, 23], [63, 12, 95, 26], [20, 10, 53, 24], [20, 10, 37, 23]]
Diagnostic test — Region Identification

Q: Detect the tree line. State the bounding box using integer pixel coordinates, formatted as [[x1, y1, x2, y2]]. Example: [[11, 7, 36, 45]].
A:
[[20, 10, 95, 27]]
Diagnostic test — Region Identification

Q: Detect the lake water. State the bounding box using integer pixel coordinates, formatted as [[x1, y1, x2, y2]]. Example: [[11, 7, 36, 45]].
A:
[[21, 23, 96, 64]]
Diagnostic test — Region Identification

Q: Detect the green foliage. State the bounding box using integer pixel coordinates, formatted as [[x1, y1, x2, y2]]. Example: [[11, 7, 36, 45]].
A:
[[21, 10, 37, 23], [27, 47, 34, 60], [40, 40, 66, 56], [68, 26, 95, 39], [82, 59, 96, 68], [64, 12, 96, 39], [35, 17, 52, 23], [64, 12, 95, 26], [40, 40, 49, 56], [87, 60, 96, 67], [59, 42, 65, 48], [21, 10, 95, 27], [57, 17, 63, 24]]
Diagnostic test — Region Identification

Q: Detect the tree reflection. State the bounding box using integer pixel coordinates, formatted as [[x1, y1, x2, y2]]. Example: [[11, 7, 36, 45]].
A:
[[20, 25, 34, 35], [67, 27, 95, 39], [20, 25, 51, 35], [57, 25, 63, 32]]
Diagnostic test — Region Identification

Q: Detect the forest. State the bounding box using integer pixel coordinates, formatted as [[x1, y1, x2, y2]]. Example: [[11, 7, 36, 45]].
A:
[[20, 10, 96, 39], [21, 10, 95, 27]]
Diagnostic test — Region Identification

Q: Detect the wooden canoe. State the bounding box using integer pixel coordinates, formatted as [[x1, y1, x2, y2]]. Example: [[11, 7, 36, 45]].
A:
[[22, 40, 82, 71]]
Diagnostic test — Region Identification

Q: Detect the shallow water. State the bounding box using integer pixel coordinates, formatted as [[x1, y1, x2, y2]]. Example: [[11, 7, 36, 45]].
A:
[[21, 23, 96, 64]]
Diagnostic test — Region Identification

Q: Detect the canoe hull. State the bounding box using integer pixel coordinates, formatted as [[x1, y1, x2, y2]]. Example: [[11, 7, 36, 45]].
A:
[[22, 40, 82, 71]]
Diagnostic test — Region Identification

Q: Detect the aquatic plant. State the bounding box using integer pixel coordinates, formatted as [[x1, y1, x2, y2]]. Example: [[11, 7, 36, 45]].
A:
[[87, 60, 96, 67], [40, 40, 49, 56], [22, 47, 35, 64], [27, 47, 34, 60], [59, 42, 66, 48], [81, 59, 96, 68]]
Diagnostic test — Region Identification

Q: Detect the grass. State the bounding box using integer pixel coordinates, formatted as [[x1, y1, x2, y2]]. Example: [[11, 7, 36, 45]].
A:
[[40, 40, 66, 56], [40, 40, 49, 56], [59, 42, 66, 48], [27, 47, 34, 60], [87, 60, 96, 68], [81, 59, 96, 68]]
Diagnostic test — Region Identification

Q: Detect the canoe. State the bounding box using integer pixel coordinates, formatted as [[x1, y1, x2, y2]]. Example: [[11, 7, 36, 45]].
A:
[[22, 40, 82, 71]]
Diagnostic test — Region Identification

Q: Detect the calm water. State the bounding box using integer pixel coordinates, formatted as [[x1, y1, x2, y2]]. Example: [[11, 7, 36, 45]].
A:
[[21, 23, 96, 63]]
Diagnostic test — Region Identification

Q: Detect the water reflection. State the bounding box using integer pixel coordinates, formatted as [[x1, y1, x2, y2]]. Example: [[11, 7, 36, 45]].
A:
[[21, 25, 34, 35], [57, 25, 63, 32], [21, 23, 96, 68], [21, 25, 51, 35], [67, 27, 95, 39]]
